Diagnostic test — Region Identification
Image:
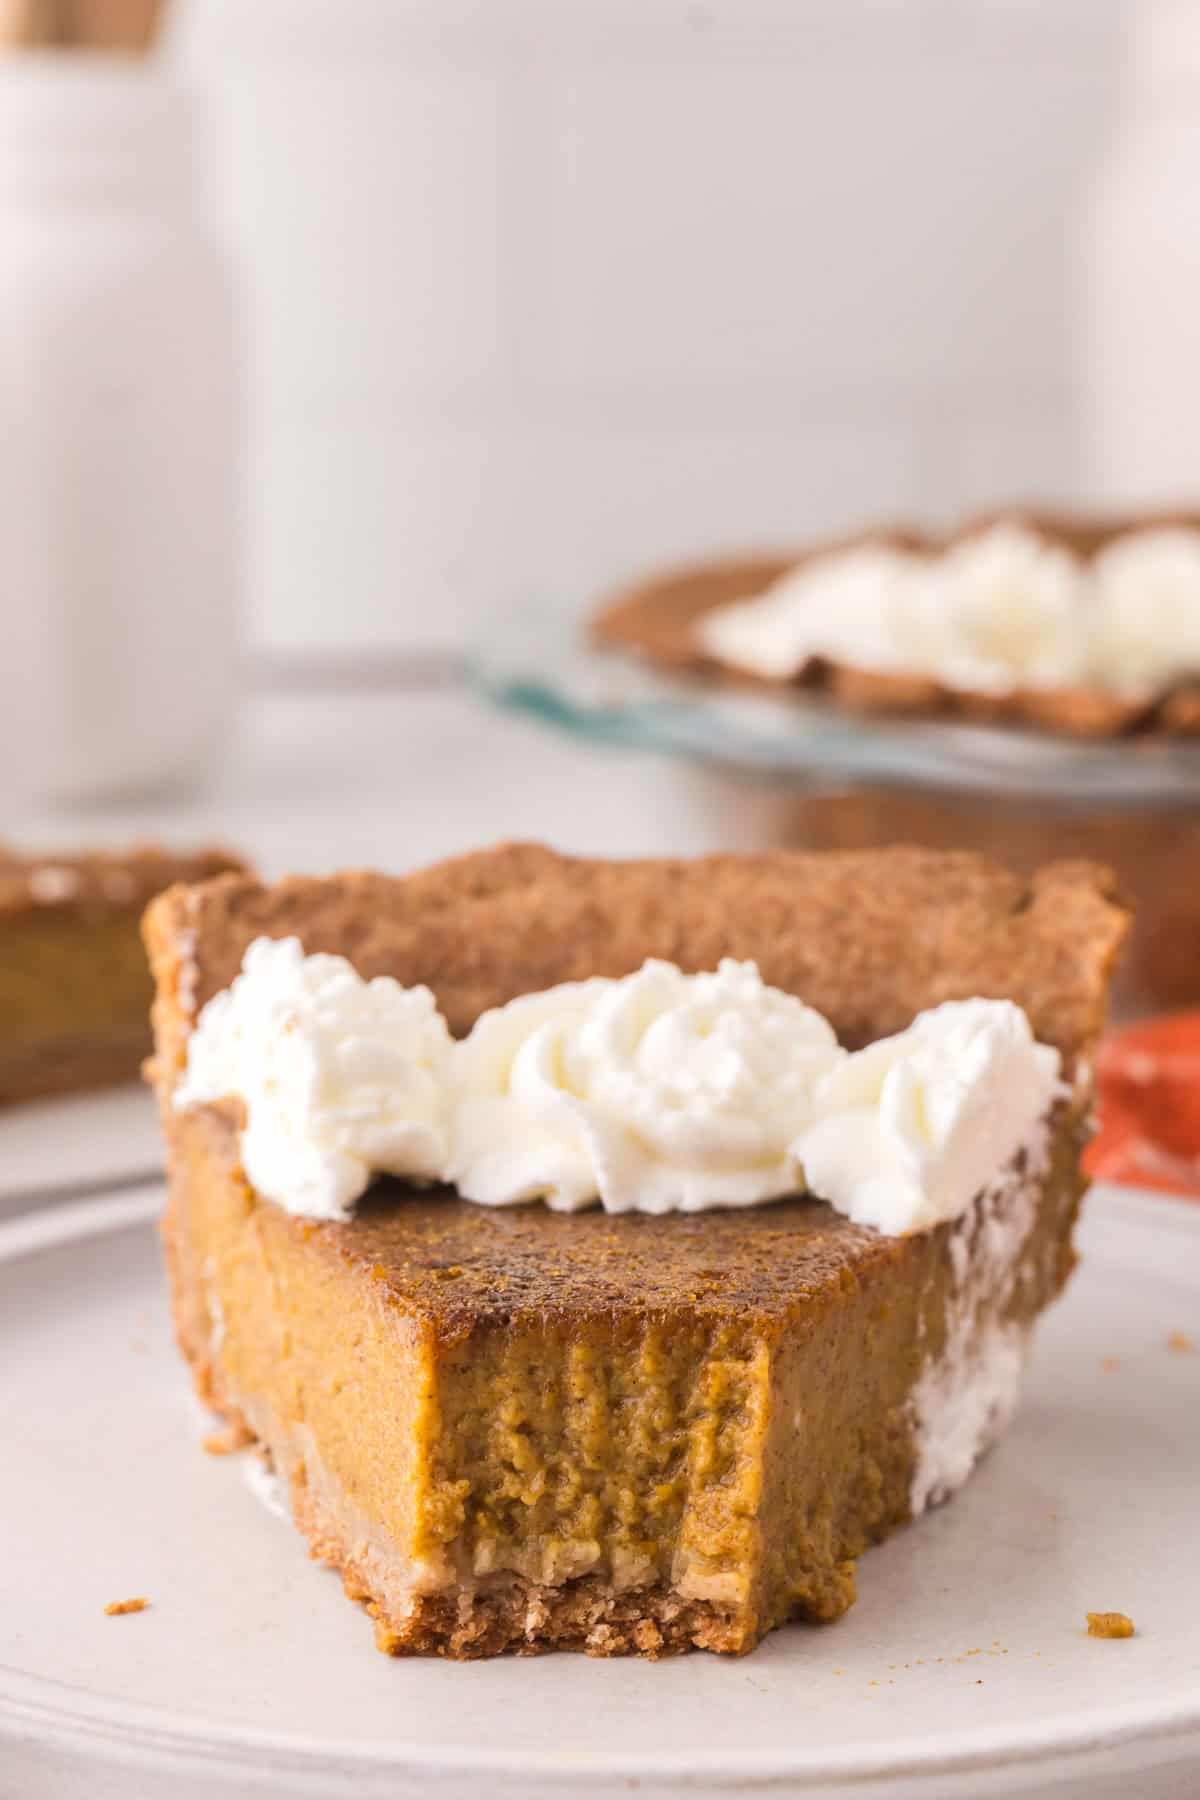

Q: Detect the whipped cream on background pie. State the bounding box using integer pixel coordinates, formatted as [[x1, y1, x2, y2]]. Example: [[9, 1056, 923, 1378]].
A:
[[591, 508, 1200, 737], [697, 522, 1200, 699]]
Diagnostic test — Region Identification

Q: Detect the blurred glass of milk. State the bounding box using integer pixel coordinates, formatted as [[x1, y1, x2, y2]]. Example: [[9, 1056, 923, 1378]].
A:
[[0, 41, 238, 804], [1080, 0, 1200, 505]]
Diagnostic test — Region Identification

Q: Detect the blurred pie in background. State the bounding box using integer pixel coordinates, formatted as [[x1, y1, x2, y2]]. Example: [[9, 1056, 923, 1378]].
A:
[[594, 509, 1200, 737], [592, 509, 1200, 1021]]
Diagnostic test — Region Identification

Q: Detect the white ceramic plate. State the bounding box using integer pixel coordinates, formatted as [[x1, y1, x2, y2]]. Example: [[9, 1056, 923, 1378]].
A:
[[1, 1186, 1198, 1800], [0, 1086, 162, 1219]]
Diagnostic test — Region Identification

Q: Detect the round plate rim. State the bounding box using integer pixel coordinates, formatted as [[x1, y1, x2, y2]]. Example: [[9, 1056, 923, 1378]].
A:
[[469, 624, 1200, 806], [2, 1184, 1198, 1792]]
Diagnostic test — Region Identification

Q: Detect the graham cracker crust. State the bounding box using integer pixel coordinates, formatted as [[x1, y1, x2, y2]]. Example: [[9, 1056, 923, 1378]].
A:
[[144, 842, 1125, 1076]]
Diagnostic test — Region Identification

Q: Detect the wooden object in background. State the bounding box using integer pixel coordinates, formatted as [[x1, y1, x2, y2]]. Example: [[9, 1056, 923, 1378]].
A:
[[0, 0, 164, 51], [747, 784, 1190, 1022]]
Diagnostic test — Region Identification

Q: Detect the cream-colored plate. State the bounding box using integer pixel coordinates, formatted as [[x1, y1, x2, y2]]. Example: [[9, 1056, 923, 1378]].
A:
[[1, 1185, 1198, 1800]]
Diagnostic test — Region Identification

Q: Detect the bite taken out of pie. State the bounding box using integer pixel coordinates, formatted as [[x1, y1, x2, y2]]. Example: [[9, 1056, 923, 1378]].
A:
[[144, 844, 1127, 1659]]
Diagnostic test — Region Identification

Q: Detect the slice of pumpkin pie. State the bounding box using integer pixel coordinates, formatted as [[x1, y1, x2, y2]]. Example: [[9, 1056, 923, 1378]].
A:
[[143, 844, 1126, 1658], [0, 841, 245, 1106]]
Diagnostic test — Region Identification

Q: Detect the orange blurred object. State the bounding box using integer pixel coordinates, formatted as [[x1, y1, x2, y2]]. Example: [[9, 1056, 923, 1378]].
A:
[[1086, 1013, 1200, 1198]]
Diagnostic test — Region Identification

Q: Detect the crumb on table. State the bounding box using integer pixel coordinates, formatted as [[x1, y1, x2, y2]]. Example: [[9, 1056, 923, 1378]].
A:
[[1087, 1611, 1135, 1639], [103, 1597, 150, 1617], [1101, 1355, 1120, 1373], [1167, 1331, 1194, 1354]]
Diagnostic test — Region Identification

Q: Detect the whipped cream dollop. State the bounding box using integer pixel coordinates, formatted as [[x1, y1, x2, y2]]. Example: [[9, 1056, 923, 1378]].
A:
[[176, 941, 1065, 1235], [1094, 527, 1200, 693], [797, 1000, 1063, 1235], [175, 936, 453, 1221], [928, 527, 1092, 694], [448, 958, 843, 1214], [696, 521, 1200, 698], [699, 544, 924, 682]]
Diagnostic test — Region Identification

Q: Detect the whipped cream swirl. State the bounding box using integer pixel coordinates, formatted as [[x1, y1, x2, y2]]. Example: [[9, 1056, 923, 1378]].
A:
[[176, 942, 1064, 1235], [449, 958, 843, 1213], [798, 1000, 1063, 1235], [175, 936, 452, 1221], [697, 521, 1200, 698]]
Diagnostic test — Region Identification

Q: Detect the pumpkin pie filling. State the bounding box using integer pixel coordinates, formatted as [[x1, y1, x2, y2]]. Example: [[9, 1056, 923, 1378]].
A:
[[144, 844, 1126, 1658]]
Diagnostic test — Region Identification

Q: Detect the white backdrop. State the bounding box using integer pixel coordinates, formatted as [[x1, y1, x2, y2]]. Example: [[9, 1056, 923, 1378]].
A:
[[170, 0, 1129, 656]]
